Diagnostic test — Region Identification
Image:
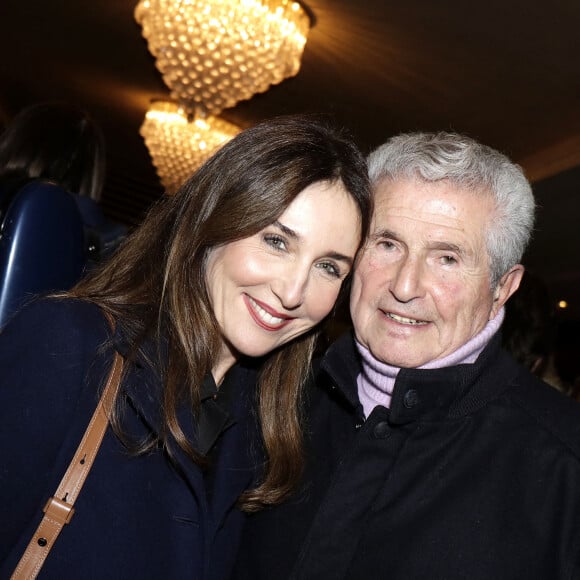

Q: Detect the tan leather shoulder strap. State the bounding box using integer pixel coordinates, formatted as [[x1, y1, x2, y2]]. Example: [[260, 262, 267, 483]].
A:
[[11, 312, 124, 579]]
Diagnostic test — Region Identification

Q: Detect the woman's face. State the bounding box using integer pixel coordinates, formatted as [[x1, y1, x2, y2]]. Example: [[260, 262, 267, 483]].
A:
[[206, 180, 361, 380]]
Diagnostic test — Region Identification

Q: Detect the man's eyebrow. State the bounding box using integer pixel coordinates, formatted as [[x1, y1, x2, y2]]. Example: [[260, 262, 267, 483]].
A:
[[371, 228, 399, 241], [371, 229, 465, 255], [429, 241, 464, 255]]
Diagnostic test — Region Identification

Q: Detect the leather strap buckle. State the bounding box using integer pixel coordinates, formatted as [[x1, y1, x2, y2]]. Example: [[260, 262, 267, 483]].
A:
[[43, 497, 75, 525]]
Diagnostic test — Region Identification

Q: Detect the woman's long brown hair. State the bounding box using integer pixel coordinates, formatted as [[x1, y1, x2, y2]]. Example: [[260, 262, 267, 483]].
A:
[[69, 114, 371, 511]]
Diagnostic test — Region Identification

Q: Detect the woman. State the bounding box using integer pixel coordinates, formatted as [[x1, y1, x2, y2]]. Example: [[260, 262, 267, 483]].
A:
[[0, 115, 371, 579]]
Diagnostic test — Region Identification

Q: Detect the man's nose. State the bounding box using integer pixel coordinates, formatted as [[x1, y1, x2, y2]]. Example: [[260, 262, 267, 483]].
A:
[[389, 256, 424, 303]]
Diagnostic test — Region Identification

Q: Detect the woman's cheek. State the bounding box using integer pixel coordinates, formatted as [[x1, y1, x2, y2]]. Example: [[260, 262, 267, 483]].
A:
[[307, 283, 342, 322]]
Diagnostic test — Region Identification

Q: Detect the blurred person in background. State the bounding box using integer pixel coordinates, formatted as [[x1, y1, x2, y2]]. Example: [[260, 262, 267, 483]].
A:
[[502, 269, 572, 395], [0, 101, 127, 261]]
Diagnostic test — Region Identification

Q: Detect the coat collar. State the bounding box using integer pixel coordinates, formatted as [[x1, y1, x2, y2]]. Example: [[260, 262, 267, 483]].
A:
[[319, 331, 520, 425]]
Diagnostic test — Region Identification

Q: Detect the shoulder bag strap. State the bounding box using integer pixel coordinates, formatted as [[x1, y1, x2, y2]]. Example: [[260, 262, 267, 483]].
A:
[[11, 312, 124, 580]]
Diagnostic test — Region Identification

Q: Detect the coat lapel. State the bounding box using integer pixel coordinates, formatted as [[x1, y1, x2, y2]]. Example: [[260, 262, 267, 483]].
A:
[[114, 328, 207, 499], [115, 327, 260, 530], [206, 363, 260, 528]]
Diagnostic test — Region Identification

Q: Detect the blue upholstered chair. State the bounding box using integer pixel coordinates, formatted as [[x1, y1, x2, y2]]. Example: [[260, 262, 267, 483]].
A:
[[0, 180, 87, 327]]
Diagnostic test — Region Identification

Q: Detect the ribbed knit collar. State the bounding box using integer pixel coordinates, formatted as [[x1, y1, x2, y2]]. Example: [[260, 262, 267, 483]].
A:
[[356, 308, 505, 417]]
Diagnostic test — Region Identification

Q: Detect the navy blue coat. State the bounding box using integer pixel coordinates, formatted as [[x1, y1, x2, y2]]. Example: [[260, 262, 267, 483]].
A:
[[0, 298, 259, 579]]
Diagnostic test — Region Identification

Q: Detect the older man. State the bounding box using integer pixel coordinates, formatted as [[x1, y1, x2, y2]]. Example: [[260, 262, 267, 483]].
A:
[[234, 133, 580, 579]]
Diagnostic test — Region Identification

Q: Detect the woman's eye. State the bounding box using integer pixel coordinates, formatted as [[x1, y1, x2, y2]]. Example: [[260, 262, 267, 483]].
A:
[[317, 261, 341, 279], [263, 234, 287, 251], [441, 255, 457, 265]]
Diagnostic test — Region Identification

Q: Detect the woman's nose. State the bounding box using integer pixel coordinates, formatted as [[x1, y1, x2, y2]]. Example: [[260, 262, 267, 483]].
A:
[[271, 266, 309, 311]]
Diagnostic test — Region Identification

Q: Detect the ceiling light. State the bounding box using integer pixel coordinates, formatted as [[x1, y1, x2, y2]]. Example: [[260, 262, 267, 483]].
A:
[[139, 100, 241, 193], [134, 0, 311, 114]]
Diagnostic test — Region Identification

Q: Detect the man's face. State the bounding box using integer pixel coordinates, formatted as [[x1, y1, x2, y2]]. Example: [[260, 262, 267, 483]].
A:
[[350, 177, 523, 368]]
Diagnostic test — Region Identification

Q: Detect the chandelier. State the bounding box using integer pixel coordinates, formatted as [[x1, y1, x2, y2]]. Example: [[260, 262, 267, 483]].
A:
[[135, 0, 311, 114], [140, 100, 241, 193], [135, 0, 311, 190]]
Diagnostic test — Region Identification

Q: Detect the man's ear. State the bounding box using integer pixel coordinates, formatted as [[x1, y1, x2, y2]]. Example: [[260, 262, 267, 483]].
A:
[[490, 264, 525, 319]]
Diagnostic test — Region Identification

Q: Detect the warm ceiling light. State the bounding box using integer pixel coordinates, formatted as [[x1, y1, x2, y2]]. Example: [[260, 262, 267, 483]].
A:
[[140, 100, 241, 193], [558, 300, 568, 309], [134, 0, 310, 114]]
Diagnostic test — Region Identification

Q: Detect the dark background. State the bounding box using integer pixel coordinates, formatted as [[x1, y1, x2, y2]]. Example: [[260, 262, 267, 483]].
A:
[[0, 0, 579, 329]]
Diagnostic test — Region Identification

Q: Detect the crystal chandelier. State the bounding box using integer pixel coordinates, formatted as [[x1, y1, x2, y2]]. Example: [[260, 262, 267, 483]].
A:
[[139, 100, 241, 193], [135, 0, 311, 113]]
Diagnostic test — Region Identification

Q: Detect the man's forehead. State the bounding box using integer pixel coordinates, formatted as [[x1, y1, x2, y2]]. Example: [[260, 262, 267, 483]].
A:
[[369, 178, 494, 252], [373, 178, 493, 218]]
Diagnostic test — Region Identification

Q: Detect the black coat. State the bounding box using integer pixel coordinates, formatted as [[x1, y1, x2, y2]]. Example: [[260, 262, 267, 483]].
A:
[[0, 298, 259, 580], [235, 332, 580, 580]]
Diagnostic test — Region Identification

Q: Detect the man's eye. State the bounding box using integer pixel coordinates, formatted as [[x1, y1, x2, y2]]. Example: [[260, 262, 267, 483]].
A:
[[380, 240, 396, 251], [264, 234, 287, 251], [441, 255, 457, 265]]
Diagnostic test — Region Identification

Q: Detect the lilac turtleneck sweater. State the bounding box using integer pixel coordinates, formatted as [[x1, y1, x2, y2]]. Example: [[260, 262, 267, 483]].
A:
[[356, 308, 505, 418]]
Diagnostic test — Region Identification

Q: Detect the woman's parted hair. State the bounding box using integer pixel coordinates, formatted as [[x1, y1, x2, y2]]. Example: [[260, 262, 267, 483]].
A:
[[368, 131, 535, 286], [71, 114, 372, 510], [0, 101, 106, 201]]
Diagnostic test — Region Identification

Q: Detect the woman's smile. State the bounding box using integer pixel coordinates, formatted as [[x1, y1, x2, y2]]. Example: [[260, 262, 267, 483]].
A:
[[244, 294, 294, 330]]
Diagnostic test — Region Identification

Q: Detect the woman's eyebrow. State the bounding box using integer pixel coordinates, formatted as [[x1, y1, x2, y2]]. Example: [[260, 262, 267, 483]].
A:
[[330, 253, 354, 266], [273, 220, 353, 265], [273, 220, 299, 240]]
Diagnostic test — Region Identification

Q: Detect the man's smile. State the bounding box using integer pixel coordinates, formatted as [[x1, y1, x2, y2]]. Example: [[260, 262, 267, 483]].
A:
[[384, 311, 429, 325]]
